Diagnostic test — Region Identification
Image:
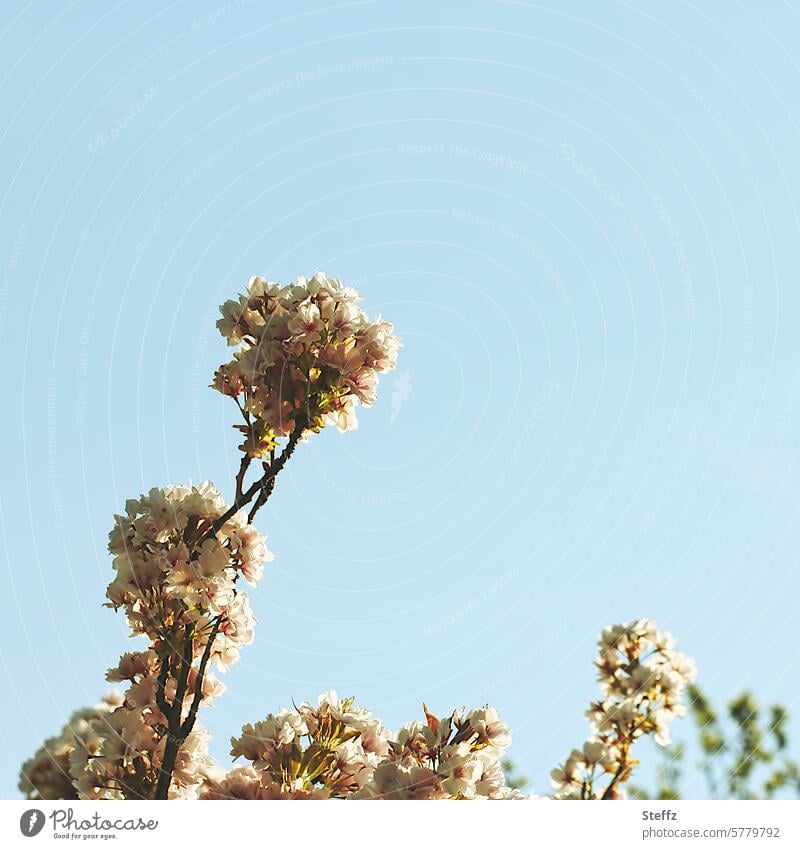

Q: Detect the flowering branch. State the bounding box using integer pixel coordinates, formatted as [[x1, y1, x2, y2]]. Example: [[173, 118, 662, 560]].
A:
[[202, 693, 518, 799], [21, 620, 695, 801], [19, 272, 401, 802], [550, 620, 697, 800], [16, 277, 695, 804]]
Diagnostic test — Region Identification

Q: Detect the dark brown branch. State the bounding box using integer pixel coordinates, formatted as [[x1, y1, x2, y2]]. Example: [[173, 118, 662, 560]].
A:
[[200, 417, 306, 538], [154, 651, 171, 720], [171, 624, 195, 729], [151, 415, 306, 798], [181, 615, 223, 739], [206, 477, 263, 536], [247, 467, 273, 523], [153, 625, 195, 800], [246, 419, 306, 523], [233, 398, 254, 501], [234, 455, 251, 502]]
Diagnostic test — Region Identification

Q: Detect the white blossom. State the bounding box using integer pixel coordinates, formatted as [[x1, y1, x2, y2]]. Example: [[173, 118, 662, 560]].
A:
[[213, 272, 401, 443], [551, 620, 696, 799]]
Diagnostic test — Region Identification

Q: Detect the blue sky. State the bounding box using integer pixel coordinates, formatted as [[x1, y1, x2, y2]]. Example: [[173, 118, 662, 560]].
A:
[[2, 0, 800, 798]]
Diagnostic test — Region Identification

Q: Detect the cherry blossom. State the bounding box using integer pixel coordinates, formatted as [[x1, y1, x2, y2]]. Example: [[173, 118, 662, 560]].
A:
[[19, 692, 122, 800], [213, 272, 401, 445], [550, 619, 697, 800], [22, 619, 695, 801]]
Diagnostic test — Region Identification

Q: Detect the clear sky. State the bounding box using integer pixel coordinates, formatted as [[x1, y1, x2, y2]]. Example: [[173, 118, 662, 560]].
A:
[[2, 0, 800, 799]]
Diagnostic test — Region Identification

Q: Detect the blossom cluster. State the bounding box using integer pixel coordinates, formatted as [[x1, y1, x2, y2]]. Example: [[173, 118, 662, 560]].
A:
[[355, 704, 519, 799], [213, 272, 400, 450], [21, 619, 695, 801], [20, 274, 400, 801], [66, 481, 271, 799], [66, 650, 216, 799], [201, 694, 519, 800], [550, 619, 697, 799], [201, 690, 391, 799], [105, 480, 269, 662], [19, 692, 122, 800]]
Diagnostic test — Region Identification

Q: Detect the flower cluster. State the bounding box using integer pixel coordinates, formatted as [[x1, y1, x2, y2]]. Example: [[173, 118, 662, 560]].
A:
[[202, 695, 518, 800], [66, 651, 217, 799], [355, 705, 518, 799], [21, 620, 696, 801], [213, 272, 400, 450], [66, 481, 271, 799], [20, 274, 402, 801], [19, 692, 122, 800], [201, 690, 390, 799], [550, 619, 697, 799], [105, 480, 269, 663]]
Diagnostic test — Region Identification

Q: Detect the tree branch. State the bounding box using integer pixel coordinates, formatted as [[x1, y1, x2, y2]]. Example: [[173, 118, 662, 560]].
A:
[[234, 455, 251, 503], [153, 625, 196, 800], [247, 418, 306, 523], [181, 616, 223, 738], [199, 417, 306, 538], [154, 652, 172, 720], [171, 624, 195, 729], [151, 414, 305, 798]]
